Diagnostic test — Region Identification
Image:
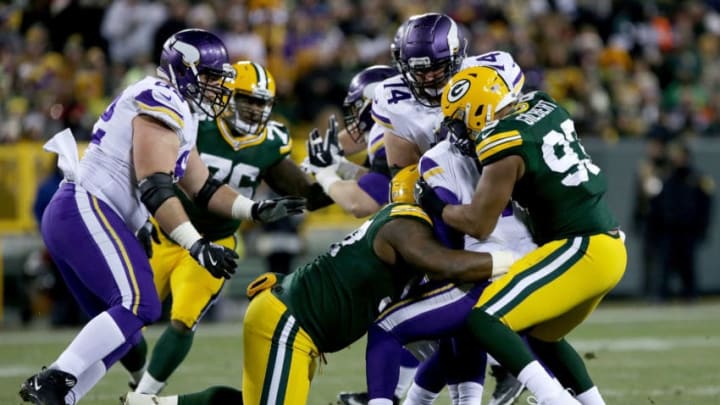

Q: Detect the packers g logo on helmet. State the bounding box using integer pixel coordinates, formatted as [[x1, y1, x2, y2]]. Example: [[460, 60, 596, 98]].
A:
[[390, 164, 420, 204], [441, 66, 512, 133]]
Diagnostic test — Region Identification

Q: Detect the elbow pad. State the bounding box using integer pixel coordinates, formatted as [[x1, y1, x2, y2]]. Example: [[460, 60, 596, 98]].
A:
[[195, 174, 224, 209], [138, 172, 176, 215]]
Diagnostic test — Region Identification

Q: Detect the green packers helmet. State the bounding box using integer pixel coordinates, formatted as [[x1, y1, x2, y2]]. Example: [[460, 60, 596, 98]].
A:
[[440, 66, 513, 135], [389, 164, 420, 204], [222, 61, 276, 135]]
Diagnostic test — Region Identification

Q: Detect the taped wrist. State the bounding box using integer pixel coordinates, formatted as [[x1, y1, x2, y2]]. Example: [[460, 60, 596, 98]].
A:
[[231, 194, 254, 220], [315, 166, 342, 194], [169, 221, 202, 250], [490, 251, 516, 278], [138, 172, 176, 215], [195, 174, 223, 209]]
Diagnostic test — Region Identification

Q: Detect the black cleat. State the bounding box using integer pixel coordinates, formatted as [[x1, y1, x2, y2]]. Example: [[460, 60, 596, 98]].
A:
[[488, 365, 525, 405], [19, 367, 77, 405]]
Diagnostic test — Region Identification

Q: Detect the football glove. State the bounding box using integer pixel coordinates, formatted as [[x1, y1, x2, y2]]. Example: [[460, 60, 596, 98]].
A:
[[414, 177, 447, 218], [189, 238, 239, 279], [306, 115, 342, 172], [251, 196, 307, 223], [136, 220, 160, 258], [442, 117, 476, 157]]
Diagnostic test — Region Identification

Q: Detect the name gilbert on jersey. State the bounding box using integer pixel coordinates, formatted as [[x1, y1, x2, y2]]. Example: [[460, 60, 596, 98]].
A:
[[514, 100, 556, 126]]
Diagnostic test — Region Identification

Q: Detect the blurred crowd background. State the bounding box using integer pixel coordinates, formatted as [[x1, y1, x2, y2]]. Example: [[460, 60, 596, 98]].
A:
[[4, 0, 720, 143], [0, 0, 718, 327]]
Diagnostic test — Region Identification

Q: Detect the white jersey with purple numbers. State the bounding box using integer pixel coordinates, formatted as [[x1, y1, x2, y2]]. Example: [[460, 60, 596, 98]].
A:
[[419, 140, 536, 256], [461, 50, 525, 98], [371, 74, 442, 154], [78, 76, 198, 232]]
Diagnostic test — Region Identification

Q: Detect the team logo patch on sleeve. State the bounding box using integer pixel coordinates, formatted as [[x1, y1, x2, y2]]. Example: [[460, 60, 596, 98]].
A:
[[390, 204, 433, 226]]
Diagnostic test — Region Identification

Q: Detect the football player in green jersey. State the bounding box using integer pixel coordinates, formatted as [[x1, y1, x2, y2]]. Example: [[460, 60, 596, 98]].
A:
[[416, 66, 627, 405], [122, 174, 516, 405], [120, 61, 333, 395]]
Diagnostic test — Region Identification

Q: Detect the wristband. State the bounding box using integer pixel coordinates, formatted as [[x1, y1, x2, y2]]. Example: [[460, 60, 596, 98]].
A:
[[489, 251, 516, 278], [169, 221, 202, 250], [231, 194, 254, 220], [315, 166, 342, 194]]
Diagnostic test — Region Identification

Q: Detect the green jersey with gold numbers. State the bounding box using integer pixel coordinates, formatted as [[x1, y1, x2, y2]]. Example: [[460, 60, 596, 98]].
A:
[[474, 91, 617, 245], [274, 203, 432, 353], [177, 119, 293, 240]]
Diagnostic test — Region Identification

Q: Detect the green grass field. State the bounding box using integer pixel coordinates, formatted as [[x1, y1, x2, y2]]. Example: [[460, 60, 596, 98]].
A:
[[2, 300, 719, 405]]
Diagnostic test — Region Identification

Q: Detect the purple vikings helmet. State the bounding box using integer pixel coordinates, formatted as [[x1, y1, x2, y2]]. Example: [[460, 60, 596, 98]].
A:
[[397, 13, 467, 107], [342, 65, 398, 143], [157, 29, 234, 119]]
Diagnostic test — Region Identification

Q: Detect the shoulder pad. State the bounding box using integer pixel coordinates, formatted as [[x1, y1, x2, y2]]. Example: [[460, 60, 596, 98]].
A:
[[389, 203, 433, 226], [476, 128, 523, 162]]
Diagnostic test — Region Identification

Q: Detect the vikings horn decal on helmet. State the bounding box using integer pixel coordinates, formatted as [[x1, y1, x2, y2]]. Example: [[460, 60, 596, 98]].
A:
[[397, 13, 467, 107], [222, 61, 276, 136], [342, 65, 398, 143], [157, 28, 234, 119]]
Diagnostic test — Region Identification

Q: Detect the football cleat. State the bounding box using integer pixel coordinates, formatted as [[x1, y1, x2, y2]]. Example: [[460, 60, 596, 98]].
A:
[[121, 392, 161, 405], [19, 367, 77, 405], [488, 365, 525, 405], [337, 391, 399, 405]]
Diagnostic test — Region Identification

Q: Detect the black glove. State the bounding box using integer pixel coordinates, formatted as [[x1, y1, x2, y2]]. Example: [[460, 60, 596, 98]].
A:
[[414, 177, 447, 218], [136, 220, 160, 258], [251, 196, 307, 223], [189, 238, 239, 279], [442, 117, 476, 157], [307, 115, 341, 168]]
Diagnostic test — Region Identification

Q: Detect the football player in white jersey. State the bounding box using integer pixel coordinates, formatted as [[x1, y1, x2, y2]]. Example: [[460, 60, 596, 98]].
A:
[[372, 15, 524, 175], [19, 29, 305, 405], [305, 65, 398, 218]]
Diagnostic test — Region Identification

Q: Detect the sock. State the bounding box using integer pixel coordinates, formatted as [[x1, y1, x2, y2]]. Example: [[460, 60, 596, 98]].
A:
[[517, 361, 566, 403], [466, 309, 535, 374], [66, 361, 106, 404], [54, 311, 126, 377], [178, 386, 243, 405], [576, 386, 605, 405], [369, 400, 394, 405], [147, 326, 194, 382], [448, 384, 459, 404], [402, 383, 439, 405], [527, 337, 595, 394], [135, 372, 166, 395], [455, 381, 483, 405], [395, 364, 417, 399], [121, 338, 148, 385]]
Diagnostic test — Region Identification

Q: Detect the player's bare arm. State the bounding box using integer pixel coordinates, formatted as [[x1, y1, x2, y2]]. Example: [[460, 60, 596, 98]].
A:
[[132, 114, 191, 234], [375, 216, 496, 282], [263, 158, 334, 211], [384, 130, 421, 175], [338, 127, 367, 156], [444, 155, 524, 240]]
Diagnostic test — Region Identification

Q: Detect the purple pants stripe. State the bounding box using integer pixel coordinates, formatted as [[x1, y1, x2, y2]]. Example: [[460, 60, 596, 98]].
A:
[[41, 183, 160, 327]]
